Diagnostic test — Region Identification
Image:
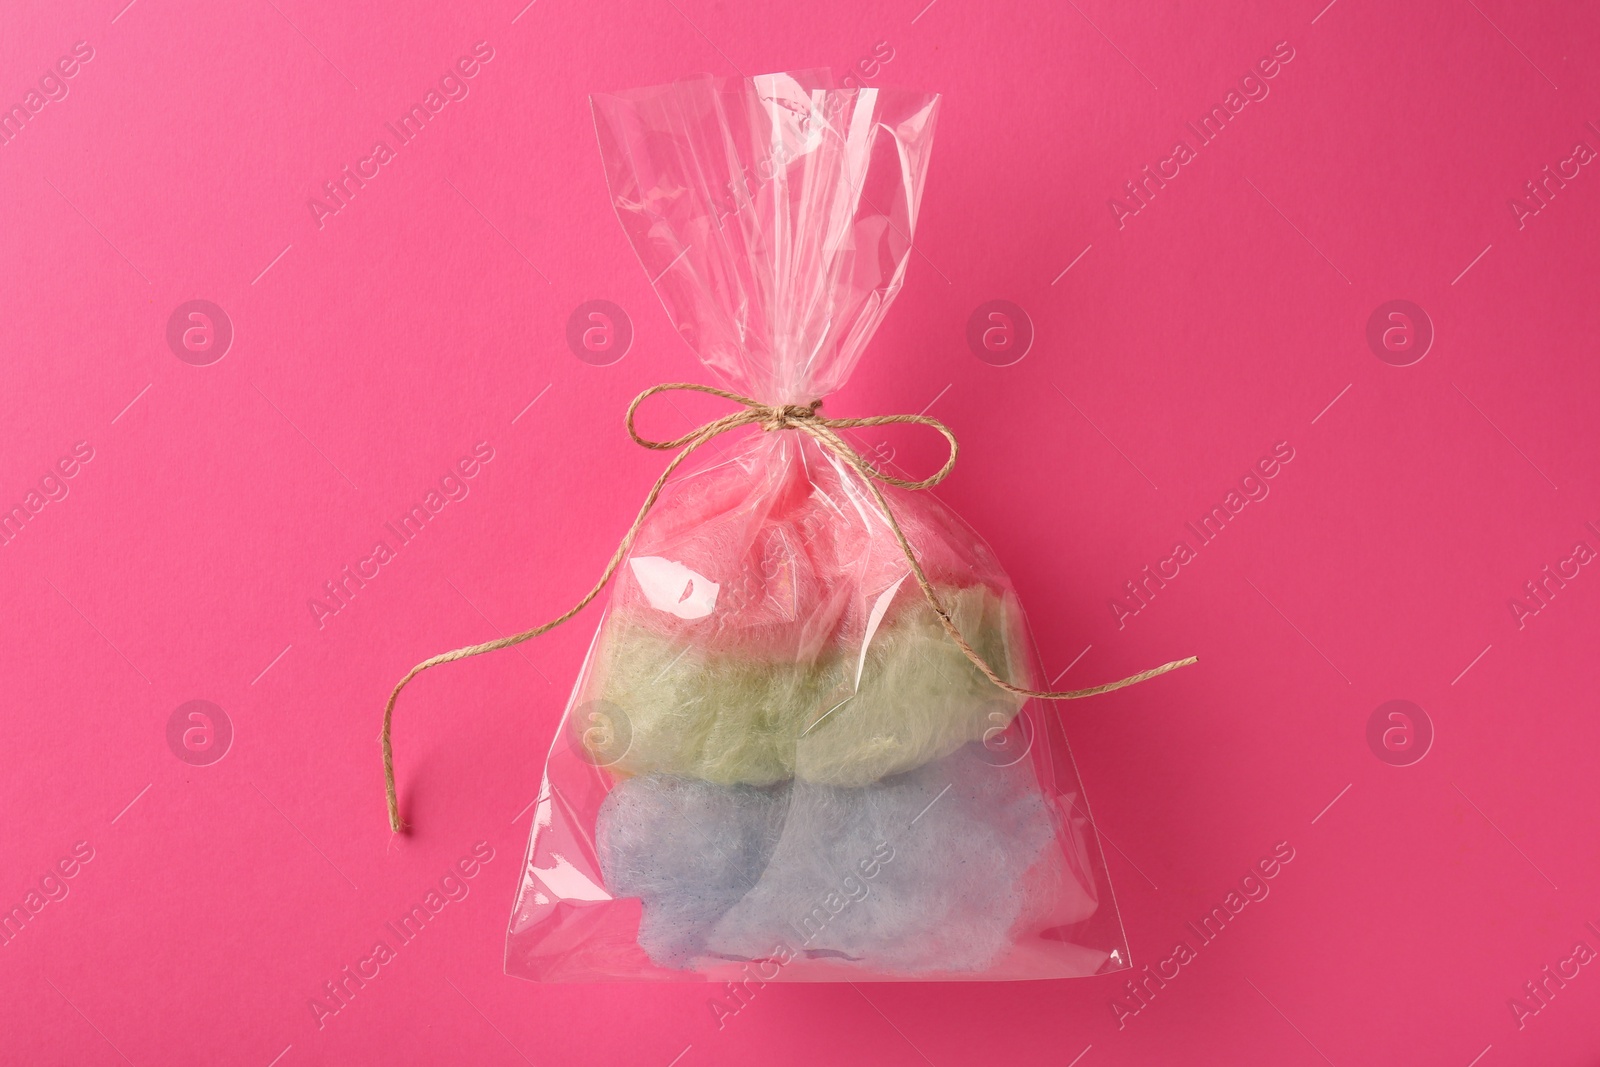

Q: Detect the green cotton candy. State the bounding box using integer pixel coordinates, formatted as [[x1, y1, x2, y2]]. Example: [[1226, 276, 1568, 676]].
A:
[[587, 586, 1026, 787]]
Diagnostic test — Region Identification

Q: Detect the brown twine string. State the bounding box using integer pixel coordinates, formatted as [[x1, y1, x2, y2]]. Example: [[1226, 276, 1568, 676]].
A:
[[381, 382, 1198, 832]]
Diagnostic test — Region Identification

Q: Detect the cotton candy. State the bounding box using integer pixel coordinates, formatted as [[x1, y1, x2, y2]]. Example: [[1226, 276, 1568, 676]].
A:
[[708, 745, 1060, 974], [594, 775, 788, 968], [596, 744, 1066, 975], [604, 433, 1007, 657], [585, 585, 1026, 786]]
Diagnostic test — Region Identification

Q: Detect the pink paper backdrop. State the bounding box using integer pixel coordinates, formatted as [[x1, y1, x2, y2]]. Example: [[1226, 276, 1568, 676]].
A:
[[4, 0, 1599, 1063]]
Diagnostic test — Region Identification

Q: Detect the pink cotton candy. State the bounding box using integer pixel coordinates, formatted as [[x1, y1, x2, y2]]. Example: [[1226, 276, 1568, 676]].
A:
[[608, 432, 1000, 661]]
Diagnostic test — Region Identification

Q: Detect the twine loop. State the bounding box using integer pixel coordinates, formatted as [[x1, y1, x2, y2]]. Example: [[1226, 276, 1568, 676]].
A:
[[380, 382, 1196, 832]]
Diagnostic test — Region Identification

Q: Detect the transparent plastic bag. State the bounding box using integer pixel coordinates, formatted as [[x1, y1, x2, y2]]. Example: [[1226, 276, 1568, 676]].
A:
[[500, 72, 1133, 982]]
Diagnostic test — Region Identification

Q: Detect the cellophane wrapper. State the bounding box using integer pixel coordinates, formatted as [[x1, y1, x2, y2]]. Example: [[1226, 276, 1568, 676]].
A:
[[505, 71, 1131, 982]]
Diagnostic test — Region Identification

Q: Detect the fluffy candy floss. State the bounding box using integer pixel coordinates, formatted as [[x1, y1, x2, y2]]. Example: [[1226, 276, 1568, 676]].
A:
[[600, 434, 1001, 653], [593, 776, 789, 968], [576, 435, 1031, 787], [588, 581, 1025, 786], [596, 744, 1070, 975]]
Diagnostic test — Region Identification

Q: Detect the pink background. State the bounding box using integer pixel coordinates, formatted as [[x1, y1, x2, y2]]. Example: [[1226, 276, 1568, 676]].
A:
[[3, 0, 1599, 1063]]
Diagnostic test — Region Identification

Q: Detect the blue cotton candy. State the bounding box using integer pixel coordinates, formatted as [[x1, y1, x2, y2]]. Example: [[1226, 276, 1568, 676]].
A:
[[594, 776, 787, 968], [596, 744, 1063, 974]]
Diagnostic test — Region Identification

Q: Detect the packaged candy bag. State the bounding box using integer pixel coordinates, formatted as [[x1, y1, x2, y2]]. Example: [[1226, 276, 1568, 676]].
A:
[[381, 71, 1193, 982]]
